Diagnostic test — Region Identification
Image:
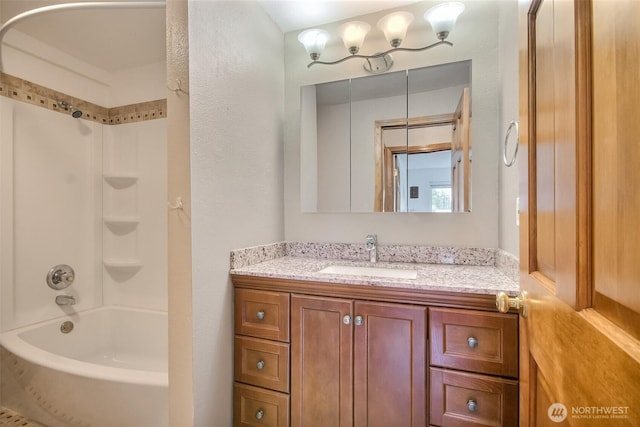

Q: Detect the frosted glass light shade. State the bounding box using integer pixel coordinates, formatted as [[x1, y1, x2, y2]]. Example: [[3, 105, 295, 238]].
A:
[[338, 21, 371, 55], [377, 11, 414, 48], [298, 29, 330, 60], [424, 2, 465, 40]]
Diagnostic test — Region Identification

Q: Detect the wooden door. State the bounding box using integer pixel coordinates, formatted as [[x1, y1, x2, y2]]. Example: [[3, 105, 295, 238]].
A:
[[291, 295, 353, 427], [518, 0, 640, 425], [451, 87, 470, 212], [353, 301, 426, 427]]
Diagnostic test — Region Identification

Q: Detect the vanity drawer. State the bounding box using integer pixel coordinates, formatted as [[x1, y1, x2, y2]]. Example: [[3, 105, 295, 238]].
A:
[[234, 383, 290, 427], [235, 289, 290, 342], [429, 307, 518, 378], [430, 368, 518, 427], [235, 336, 290, 393]]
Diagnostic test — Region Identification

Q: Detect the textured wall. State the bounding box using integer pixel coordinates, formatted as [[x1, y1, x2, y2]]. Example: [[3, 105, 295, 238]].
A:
[[188, 0, 284, 424]]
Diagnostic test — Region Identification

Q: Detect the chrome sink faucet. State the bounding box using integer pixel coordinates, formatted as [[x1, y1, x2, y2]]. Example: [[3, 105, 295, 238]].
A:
[[366, 234, 378, 263]]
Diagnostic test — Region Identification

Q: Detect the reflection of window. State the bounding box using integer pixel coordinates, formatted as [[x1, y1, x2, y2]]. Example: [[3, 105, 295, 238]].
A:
[[431, 185, 452, 212]]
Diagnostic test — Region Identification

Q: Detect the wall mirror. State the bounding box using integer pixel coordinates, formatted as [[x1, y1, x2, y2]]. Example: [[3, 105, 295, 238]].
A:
[[300, 60, 472, 213]]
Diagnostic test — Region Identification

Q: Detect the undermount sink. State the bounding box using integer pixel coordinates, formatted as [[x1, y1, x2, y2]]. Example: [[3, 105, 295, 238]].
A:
[[318, 265, 418, 280]]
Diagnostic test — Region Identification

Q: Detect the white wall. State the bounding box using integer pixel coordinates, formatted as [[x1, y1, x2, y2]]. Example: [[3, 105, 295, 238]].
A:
[[188, 0, 284, 425], [498, 0, 520, 256], [285, 0, 502, 247]]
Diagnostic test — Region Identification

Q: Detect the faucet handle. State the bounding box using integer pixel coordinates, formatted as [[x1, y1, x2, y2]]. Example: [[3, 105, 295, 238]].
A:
[[365, 234, 377, 250]]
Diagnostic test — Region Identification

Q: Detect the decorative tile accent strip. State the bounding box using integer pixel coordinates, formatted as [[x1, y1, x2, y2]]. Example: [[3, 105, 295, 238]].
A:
[[230, 242, 288, 269], [495, 249, 519, 282], [0, 407, 44, 427], [0, 72, 166, 125]]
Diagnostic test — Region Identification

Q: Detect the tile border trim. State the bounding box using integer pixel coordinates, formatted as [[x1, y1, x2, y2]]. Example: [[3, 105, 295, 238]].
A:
[[0, 72, 165, 125]]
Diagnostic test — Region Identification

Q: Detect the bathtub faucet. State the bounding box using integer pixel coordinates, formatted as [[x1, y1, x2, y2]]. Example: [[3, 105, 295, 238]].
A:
[[55, 295, 76, 306]]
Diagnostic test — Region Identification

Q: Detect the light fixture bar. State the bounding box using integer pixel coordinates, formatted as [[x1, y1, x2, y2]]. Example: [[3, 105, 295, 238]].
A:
[[306, 39, 452, 68]]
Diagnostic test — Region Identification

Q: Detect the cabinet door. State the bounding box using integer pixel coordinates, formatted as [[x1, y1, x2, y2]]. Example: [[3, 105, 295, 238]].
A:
[[353, 301, 427, 427], [291, 295, 353, 427]]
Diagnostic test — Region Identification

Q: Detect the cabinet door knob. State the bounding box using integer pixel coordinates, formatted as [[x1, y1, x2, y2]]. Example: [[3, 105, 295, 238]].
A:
[[467, 399, 478, 412], [256, 310, 265, 320], [343, 315, 351, 325], [354, 315, 363, 326], [255, 409, 264, 420], [256, 360, 265, 370], [467, 337, 478, 349]]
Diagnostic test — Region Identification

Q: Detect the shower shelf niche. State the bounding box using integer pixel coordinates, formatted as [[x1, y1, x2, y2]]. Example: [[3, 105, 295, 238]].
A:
[[103, 259, 142, 281], [103, 174, 139, 189], [103, 217, 140, 234]]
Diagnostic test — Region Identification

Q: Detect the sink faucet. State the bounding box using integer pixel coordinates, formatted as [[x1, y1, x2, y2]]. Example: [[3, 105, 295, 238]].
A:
[[365, 234, 377, 263], [55, 295, 76, 306]]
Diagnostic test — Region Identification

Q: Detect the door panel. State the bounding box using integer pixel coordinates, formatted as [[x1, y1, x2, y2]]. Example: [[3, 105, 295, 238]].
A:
[[353, 301, 426, 427], [519, 0, 640, 426], [291, 295, 353, 427]]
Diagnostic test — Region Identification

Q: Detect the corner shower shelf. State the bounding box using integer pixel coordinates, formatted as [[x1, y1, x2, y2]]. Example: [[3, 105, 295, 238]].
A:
[[103, 259, 142, 281], [103, 174, 139, 189], [103, 217, 140, 234]]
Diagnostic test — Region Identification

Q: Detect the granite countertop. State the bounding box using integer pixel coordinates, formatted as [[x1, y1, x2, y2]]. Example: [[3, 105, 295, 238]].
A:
[[230, 255, 520, 297]]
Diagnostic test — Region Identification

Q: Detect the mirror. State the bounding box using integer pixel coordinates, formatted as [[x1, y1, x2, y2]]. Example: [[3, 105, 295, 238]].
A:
[[301, 60, 472, 213]]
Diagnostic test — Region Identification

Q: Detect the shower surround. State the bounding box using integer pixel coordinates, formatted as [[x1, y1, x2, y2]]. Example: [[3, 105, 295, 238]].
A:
[[0, 35, 168, 426]]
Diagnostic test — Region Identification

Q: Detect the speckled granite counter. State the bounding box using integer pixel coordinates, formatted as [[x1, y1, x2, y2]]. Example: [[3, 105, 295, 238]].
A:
[[230, 242, 520, 297]]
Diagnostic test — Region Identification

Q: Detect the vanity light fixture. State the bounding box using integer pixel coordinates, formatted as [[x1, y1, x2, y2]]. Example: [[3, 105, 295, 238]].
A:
[[298, 2, 465, 73]]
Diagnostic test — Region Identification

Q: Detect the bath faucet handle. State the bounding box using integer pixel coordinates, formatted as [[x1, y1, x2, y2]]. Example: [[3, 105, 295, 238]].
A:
[[47, 264, 75, 290]]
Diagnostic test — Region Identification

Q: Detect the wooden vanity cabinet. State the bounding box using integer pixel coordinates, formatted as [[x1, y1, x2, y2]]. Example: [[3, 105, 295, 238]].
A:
[[234, 289, 291, 427], [291, 295, 426, 427], [429, 307, 519, 426], [232, 276, 519, 427]]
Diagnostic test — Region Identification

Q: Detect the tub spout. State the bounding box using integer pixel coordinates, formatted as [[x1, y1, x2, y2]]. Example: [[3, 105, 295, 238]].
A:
[[55, 295, 76, 306]]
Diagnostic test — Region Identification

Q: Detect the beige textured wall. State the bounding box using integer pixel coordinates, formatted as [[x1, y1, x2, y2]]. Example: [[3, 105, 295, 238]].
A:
[[167, 0, 193, 425], [188, 0, 284, 425]]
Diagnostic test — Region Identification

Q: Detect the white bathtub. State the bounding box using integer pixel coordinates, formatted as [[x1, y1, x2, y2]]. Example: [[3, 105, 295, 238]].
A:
[[0, 306, 168, 427]]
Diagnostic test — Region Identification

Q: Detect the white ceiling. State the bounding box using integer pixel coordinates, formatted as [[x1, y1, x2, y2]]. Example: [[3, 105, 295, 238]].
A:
[[0, 0, 417, 72], [258, 0, 419, 33]]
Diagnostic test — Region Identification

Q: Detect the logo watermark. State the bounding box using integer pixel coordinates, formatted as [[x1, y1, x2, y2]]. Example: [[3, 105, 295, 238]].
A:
[[548, 403, 630, 422], [548, 403, 568, 423]]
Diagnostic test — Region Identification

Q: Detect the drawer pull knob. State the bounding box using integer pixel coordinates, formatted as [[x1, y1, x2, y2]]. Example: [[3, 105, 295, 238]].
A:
[[467, 337, 478, 349], [256, 310, 265, 320], [354, 315, 364, 326], [255, 409, 264, 420], [467, 399, 478, 412], [256, 360, 265, 370], [343, 315, 351, 325]]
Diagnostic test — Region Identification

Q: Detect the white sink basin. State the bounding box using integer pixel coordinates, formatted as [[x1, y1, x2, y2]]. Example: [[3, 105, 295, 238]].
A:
[[318, 265, 418, 280]]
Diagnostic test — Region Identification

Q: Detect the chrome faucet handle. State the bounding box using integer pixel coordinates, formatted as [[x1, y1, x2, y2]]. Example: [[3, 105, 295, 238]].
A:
[[365, 234, 377, 250]]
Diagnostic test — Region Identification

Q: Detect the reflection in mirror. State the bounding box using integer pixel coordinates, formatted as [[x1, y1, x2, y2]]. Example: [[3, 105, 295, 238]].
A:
[[300, 61, 471, 213]]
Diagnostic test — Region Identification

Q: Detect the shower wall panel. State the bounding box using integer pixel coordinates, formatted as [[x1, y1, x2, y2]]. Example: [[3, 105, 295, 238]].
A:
[[0, 97, 103, 331], [102, 120, 167, 310]]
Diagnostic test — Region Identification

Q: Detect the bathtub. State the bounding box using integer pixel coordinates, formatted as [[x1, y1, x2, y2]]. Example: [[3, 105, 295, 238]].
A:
[[0, 306, 168, 427]]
